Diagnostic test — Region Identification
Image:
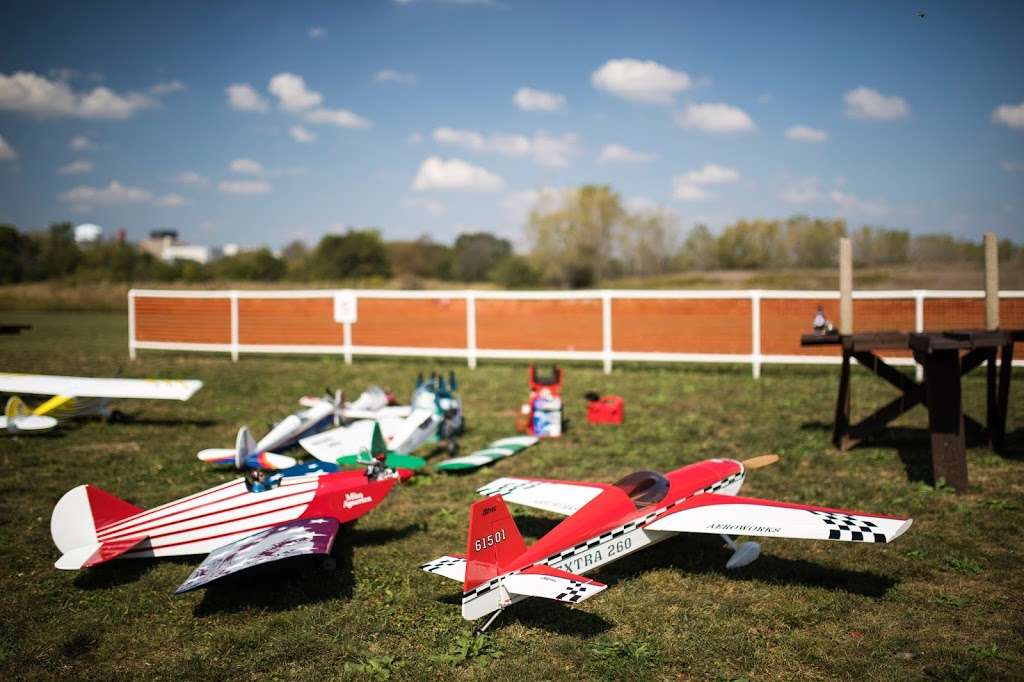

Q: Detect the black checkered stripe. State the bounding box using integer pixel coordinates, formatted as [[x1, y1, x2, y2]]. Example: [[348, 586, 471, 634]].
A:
[[420, 556, 465, 573], [462, 470, 744, 603], [476, 479, 544, 498], [554, 580, 596, 603], [704, 470, 744, 494], [809, 510, 886, 543]]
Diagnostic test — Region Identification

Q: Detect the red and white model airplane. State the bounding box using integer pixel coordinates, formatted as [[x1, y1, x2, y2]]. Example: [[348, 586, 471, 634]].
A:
[[422, 456, 911, 629], [51, 459, 413, 593]]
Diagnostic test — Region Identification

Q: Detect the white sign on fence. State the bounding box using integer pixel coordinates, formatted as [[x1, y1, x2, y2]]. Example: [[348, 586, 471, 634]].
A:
[[333, 291, 358, 323]]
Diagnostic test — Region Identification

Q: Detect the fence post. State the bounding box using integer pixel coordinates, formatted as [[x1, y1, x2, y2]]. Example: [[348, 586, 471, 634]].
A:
[[128, 290, 137, 360], [750, 290, 762, 379], [230, 291, 239, 362], [602, 291, 613, 374], [466, 291, 477, 369], [914, 290, 925, 382], [343, 322, 353, 365]]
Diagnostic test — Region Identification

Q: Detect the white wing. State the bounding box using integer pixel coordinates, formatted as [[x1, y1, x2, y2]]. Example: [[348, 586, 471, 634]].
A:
[[476, 477, 608, 516], [646, 493, 912, 543], [0, 373, 202, 401], [503, 565, 606, 603], [420, 555, 466, 582]]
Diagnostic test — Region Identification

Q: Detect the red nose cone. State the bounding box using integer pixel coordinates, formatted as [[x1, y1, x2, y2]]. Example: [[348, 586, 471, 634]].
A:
[[397, 468, 415, 482]]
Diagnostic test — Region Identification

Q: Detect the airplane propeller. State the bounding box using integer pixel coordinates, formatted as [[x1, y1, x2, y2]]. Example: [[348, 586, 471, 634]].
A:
[[742, 454, 780, 469]]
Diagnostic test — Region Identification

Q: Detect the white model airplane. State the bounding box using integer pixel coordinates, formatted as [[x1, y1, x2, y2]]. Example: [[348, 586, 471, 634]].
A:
[[0, 373, 202, 423]]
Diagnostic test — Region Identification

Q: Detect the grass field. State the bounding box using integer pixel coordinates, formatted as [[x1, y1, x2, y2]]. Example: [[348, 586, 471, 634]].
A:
[[1, 311, 1022, 681]]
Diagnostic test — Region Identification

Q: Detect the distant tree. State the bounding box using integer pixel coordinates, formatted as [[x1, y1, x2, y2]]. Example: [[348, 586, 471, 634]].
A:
[[674, 224, 717, 271], [851, 225, 909, 266], [784, 216, 846, 267], [617, 209, 679, 276], [909, 233, 982, 263], [34, 222, 82, 278], [489, 255, 540, 288], [0, 224, 39, 283], [387, 236, 452, 279], [716, 219, 787, 269], [214, 248, 286, 281], [526, 185, 625, 287], [451, 232, 512, 282], [308, 229, 391, 279]]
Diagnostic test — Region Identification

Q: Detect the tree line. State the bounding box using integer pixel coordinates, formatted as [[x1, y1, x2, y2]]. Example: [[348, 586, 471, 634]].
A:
[[2, 190, 1019, 289]]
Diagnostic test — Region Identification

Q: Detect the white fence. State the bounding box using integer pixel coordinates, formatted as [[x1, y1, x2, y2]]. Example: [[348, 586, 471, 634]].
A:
[[128, 288, 1024, 378]]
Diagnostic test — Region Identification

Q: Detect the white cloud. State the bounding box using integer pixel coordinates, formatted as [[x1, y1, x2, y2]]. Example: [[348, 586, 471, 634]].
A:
[[153, 193, 187, 207], [0, 71, 157, 119], [829, 189, 890, 215], [308, 26, 327, 39], [780, 178, 822, 204], [672, 184, 708, 201], [672, 163, 740, 201], [177, 171, 207, 186], [305, 107, 372, 128], [591, 58, 691, 105], [597, 143, 655, 164], [432, 127, 579, 167], [149, 80, 186, 95], [513, 87, 566, 112], [412, 156, 505, 191], [1002, 160, 1023, 172], [992, 101, 1024, 130], [58, 159, 94, 175], [60, 180, 152, 205], [226, 83, 268, 112], [402, 197, 446, 215], [289, 124, 317, 143], [843, 86, 909, 121], [674, 102, 756, 133], [218, 179, 272, 195], [407, 132, 423, 145], [500, 187, 567, 222], [69, 135, 95, 151], [375, 70, 416, 85], [0, 134, 17, 160], [268, 72, 322, 112], [785, 125, 828, 143], [230, 158, 263, 174]]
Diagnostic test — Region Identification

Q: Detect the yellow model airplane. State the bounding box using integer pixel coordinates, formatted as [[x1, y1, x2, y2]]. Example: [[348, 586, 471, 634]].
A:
[[0, 373, 202, 431]]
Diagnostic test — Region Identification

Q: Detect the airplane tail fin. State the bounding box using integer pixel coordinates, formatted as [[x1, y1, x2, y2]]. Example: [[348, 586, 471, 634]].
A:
[[464, 495, 528, 592], [51, 484, 146, 568], [235, 426, 257, 469]]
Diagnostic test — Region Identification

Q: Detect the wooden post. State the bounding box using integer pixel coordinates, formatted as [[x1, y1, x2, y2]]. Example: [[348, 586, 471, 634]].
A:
[[923, 349, 968, 493], [984, 232, 999, 330], [839, 237, 853, 334]]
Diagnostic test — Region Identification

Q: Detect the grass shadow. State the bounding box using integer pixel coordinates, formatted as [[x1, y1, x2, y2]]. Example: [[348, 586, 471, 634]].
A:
[[192, 522, 422, 616], [72, 556, 194, 590], [598, 534, 898, 599]]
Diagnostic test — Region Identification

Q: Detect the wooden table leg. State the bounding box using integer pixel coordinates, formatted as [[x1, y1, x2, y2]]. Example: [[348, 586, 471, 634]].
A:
[[923, 349, 968, 493], [986, 348, 997, 447], [832, 350, 852, 450], [994, 343, 1014, 452]]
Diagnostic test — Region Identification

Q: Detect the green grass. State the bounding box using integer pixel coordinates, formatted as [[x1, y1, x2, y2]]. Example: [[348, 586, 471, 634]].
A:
[[1, 311, 1022, 681]]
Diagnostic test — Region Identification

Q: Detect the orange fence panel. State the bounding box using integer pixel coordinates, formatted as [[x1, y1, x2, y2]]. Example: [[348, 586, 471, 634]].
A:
[[612, 298, 751, 354], [351, 297, 466, 348], [238, 298, 341, 345], [134, 296, 230, 344], [476, 299, 602, 351]]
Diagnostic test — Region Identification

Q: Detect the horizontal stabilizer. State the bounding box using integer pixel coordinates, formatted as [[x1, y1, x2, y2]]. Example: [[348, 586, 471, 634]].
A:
[[476, 477, 608, 516], [55, 535, 149, 570], [51, 484, 144, 556], [175, 517, 340, 593], [503, 565, 606, 604], [646, 493, 912, 543], [420, 554, 466, 582]]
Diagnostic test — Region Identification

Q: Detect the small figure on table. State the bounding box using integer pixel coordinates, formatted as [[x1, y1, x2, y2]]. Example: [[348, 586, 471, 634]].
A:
[[813, 305, 834, 336]]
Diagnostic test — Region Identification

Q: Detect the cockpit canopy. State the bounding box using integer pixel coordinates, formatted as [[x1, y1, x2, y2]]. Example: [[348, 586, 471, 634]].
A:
[[612, 470, 670, 509]]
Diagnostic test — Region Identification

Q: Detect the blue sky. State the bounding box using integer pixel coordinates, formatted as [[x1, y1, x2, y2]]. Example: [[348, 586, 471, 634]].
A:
[[1, 0, 1022, 250]]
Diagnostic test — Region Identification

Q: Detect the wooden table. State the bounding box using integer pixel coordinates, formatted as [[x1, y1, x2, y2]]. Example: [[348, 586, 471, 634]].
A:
[[801, 329, 1020, 492]]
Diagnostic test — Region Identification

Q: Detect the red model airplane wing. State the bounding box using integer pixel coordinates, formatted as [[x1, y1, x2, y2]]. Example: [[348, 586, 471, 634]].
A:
[[503, 564, 607, 604], [174, 517, 340, 593], [646, 493, 912, 543], [475, 477, 609, 516]]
